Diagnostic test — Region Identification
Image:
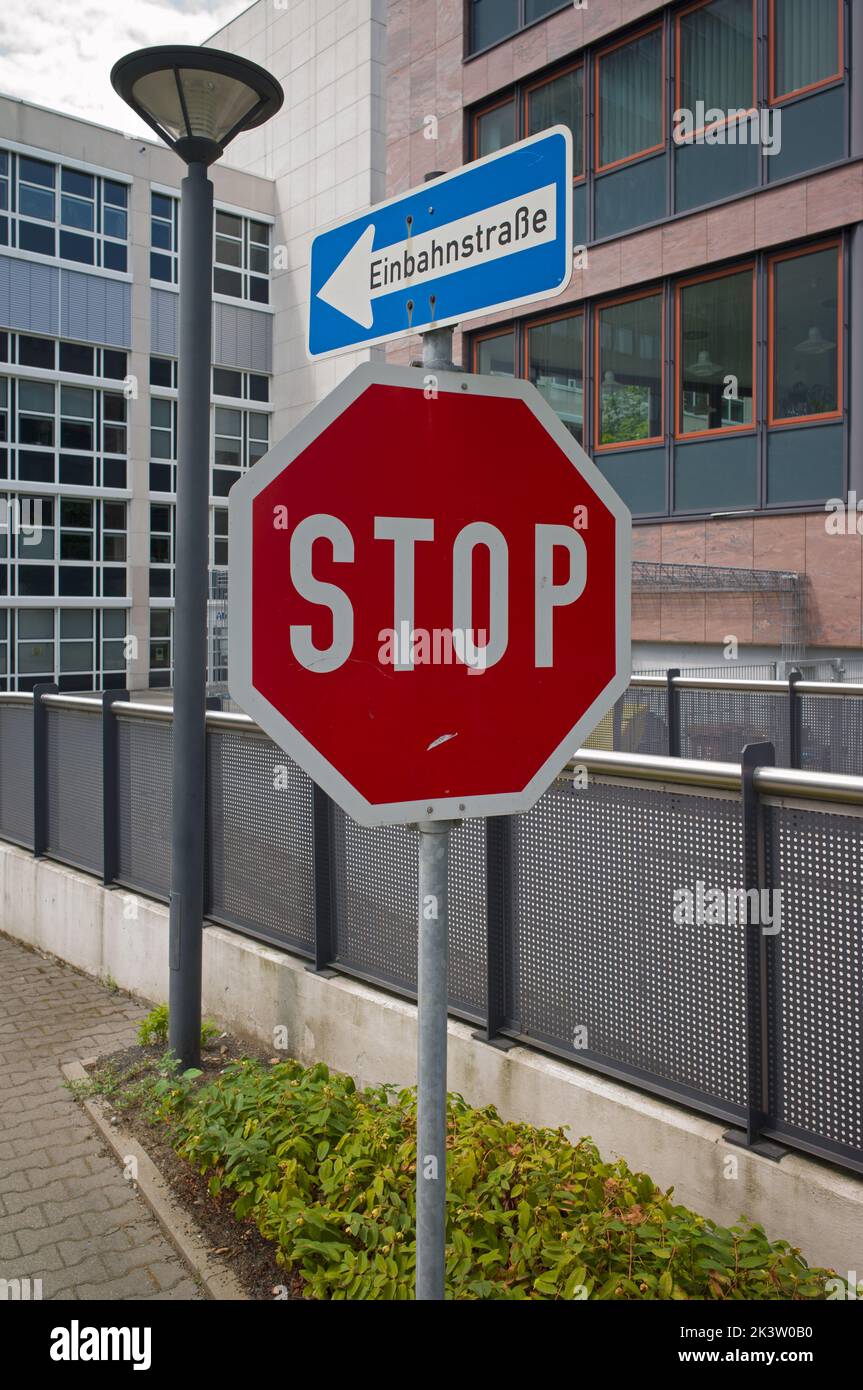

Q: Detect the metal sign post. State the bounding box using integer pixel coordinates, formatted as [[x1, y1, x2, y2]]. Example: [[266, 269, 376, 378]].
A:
[[415, 291, 458, 1302]]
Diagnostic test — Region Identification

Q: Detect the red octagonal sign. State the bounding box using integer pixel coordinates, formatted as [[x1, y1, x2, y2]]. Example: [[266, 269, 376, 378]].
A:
[[229, 363, 630, 826]]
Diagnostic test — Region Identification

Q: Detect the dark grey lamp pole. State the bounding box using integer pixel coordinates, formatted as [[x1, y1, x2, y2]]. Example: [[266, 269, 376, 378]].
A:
[[111, 47, 283, 1067]]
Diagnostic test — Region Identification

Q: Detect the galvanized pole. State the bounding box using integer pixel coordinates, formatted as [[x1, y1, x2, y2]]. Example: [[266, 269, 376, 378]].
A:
[[415, 235, 459, 1296], [416, 815, 455, 1300], [168, 160, 213, 1070]]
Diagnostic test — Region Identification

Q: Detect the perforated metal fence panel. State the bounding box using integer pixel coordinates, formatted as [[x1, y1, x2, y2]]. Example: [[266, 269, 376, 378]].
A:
[[0, 703, 33, 847], [116, 715, 172, 898], [610, 685, 669, 756], [800, 695, 863, 776], [206, 728, 315, 954], [331, 810, 487, 1021], [508, 779, 747, 1121], [764, 801, 863, 1169], [45, 707, 102, 873], [679, 688, 790, 766]]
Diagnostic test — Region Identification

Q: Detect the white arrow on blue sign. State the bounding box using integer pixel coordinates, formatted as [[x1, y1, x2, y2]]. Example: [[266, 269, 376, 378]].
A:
[[307, 126, 573, 360]]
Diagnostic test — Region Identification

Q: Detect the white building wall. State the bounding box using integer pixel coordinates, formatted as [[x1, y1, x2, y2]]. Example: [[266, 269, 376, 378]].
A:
[[207, 0, 389, 441]]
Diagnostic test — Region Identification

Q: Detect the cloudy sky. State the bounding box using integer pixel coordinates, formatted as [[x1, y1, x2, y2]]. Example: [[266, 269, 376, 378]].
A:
[[0, 0, 251, 139]]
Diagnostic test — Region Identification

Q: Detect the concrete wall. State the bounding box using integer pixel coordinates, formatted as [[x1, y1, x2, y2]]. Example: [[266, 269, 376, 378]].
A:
[[1, 840, 859, 1277], [207, 0, 389, 441]]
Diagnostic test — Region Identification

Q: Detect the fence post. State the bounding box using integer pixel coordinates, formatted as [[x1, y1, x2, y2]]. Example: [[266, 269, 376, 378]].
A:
[[725, 741, 785, 1161], [309, 784, 337, 974], [102, 690, 129, 885], [477, 816, 516, 1048], [666, 668, 681, 757], [787, 668, 803, 769], [32, 681, 58, 857]]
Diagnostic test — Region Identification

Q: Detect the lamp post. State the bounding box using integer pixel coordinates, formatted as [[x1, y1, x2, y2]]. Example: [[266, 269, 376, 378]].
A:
[[111, 47, 283, 1067]]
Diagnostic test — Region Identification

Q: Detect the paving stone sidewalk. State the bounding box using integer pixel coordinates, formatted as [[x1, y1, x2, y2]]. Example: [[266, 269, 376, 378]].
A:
[[0, 934, 201, 1300]]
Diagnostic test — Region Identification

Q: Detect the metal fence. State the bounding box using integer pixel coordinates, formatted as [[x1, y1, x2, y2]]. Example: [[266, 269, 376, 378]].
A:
[[590, 672, 863, 777], [1, 685, 861, 1176]]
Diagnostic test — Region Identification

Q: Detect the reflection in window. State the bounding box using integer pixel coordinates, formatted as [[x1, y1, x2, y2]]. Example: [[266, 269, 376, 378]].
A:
[[527, 314, 583, 443], [678, 0, 755, 118], [474, 332, 515, 377], [526, 66, 584, 176], [475, 101, 516, 158], [597, 27, 663, 170], [772, 0, 841, 102], [771, 244, 840, 423], [679, 269, 754, 435], [596, 294, 663, 447]]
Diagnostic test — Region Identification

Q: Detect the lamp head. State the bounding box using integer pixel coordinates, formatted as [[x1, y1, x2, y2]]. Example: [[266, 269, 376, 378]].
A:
[[111, 45, 283, 166]]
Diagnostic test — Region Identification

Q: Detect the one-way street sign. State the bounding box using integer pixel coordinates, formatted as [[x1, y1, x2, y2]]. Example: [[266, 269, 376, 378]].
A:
[[307, 127, 573, 359]]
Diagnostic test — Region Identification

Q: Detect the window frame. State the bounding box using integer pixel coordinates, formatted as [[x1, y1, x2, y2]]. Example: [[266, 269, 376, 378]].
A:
[[674, 0, 759, 144], [768, 0, 844, 106], [3, 149, 130, 272], [767, 238, 843, 428], [593, 287, 666, 452], [594, 21, 666, 176], [522, 60, 586, 183], [674, 261, 757, 441], [471, 326, 517, 377], [471, 94, 517, 161], [523, 306, 585, 443]]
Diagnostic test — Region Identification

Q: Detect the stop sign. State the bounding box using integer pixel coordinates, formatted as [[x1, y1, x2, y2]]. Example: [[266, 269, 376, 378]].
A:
[[229, 363, 630, 826]]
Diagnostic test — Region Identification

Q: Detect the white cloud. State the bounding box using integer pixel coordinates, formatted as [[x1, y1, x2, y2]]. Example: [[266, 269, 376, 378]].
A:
[[0, 0, 251, 139]]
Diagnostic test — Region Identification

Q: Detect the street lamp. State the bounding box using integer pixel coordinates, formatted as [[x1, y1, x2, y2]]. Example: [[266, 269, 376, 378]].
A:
[[112, 47, 283, 1068]]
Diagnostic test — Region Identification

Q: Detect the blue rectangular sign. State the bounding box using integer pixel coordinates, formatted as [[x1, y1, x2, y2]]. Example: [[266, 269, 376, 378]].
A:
[[307, 127, 573, 360]]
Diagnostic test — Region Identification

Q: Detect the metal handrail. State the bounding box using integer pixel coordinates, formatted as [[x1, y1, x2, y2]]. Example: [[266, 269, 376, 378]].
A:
[[629, 674, 863, 697], [5, 689, 863, 806]]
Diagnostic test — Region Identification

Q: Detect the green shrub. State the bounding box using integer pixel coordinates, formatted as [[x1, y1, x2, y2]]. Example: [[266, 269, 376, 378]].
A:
[[136, 1004, 220, 1050], [149, 1056, 838, 1301]]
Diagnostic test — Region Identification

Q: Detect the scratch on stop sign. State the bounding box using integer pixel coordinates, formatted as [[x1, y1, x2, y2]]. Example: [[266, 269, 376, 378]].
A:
[[427, 733, 458, 751]]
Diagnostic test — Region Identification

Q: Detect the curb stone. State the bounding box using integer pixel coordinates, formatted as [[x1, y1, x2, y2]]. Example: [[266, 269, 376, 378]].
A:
[[62, 1058, 249, 1302]]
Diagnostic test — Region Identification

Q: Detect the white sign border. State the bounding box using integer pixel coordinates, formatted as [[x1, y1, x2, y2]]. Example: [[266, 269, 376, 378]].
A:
[[229, 362, 631, 828], [306, 126, 574, 361]]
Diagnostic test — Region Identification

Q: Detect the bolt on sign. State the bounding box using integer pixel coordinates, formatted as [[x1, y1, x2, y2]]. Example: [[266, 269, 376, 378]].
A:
[[228, 363, 631, 825]]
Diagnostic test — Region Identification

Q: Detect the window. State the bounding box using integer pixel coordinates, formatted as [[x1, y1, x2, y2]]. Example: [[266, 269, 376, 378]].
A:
[[150, 397, 177, 492], [769, 242, 841, 425], [150, 356, 177, 389], [0, 151, 8, 247], [150, 503, 174, 598], [473, 330, 515, 377], [474, 99, 516, 159], [151, 192, 178, 283], [5, 153, 129, 269], [595, 292, 663, 448], [769, 0, 842, 104], [213, 212, 271, 303], [213, 366, 270, 402], [18, 609, 54, 684], [18, 380, 55, 447], [525, 64, 584, 179], [102, 609, 127, 687], [596, 25, 664, 172], [212, 408, 269, 496], [468, 0, 566, 54], [19, 335, 55, 370], [677, 266, 755, 437], [60, 386, 93, 451], [677, 0, 756, 132], [526, 313, 584, 444], [149, 608, 172, 686], [212, 507, 228, 568], [59, 341, 93, 376]]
